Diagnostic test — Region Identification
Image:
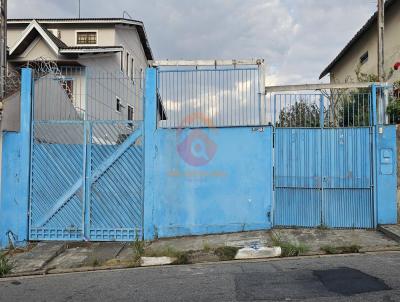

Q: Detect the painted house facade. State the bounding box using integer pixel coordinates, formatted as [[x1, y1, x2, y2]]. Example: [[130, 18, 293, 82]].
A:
[[319, 0, 400, 83], [6, 18, 153, 120]]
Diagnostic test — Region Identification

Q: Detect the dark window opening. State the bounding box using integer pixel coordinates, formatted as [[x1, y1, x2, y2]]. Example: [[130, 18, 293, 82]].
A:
[[128, 105, 134, 120], [128, 105, 134, 128], [116, 97, 122, 112], [131, 58, 135, 80], [61, 79, 73, 101], [360, 51, 368, 65], [126, 53, 130, 75], [77, 32, 97, 45]]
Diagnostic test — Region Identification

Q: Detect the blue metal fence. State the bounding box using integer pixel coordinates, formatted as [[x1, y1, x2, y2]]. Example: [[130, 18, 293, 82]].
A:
[[273, 91, 375, 228], [29, 120, 144, 241], [88, 121, 144, 240], [28, 65, 145, 241]]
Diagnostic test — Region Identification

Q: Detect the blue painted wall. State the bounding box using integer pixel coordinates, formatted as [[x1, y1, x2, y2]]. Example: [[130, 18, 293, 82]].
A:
[[144, 68, 273, 239], [149, 127, 273, 238], [376, 125, 397, 225], [0, 69, 32, 248]]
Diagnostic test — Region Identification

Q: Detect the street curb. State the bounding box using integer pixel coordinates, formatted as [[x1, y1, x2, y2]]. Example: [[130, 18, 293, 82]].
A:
[[2, 249, 400, 281], [378, 225, 400, 243]]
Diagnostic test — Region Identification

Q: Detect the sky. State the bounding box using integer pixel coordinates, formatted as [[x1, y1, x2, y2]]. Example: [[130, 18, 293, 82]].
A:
[[8, 0, 378, 85]]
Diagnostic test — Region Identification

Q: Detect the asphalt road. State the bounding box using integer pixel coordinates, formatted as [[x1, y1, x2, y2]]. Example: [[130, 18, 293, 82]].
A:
[[1, 252, 400, 302]]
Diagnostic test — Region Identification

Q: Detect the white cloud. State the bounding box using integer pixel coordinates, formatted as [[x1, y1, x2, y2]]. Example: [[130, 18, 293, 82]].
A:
[[9, 0, 377, 84]]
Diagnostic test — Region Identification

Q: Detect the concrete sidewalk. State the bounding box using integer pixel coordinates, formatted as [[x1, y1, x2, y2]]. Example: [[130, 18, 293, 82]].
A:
[[146, 228, 400, 253], [3, 229, 399, 277]]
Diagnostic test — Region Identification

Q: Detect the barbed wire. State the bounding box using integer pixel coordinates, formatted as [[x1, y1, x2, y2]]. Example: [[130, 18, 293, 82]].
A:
[[26, 57, 73, 100], [0, 57, 73, 103]]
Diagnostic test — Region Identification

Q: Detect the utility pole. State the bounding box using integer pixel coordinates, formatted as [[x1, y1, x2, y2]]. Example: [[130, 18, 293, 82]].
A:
[[377, 0, 384, 82], [78, 0, 81, 18], [0, 0, 7, 100]]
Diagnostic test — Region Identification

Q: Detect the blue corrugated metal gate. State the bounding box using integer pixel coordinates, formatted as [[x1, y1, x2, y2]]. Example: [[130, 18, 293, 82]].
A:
[[273, 93, 374, 228], [29, 120, 144, 241]]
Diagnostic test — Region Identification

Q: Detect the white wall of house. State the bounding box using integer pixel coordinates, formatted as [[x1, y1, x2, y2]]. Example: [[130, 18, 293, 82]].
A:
[[7, 27, 24, 46], [6, 22, 149, 122], [14, 37, 58, 61], [49, 27, 115, 47], [329, 0, 400, 83], [7, 25, 116, 48], [115, 26, 148, 120]]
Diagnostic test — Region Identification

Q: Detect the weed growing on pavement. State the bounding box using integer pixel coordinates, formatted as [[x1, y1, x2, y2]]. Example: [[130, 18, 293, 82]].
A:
[[321, 245, 361, 255], [90, 258, 100, 267], [202, 242, 211, 253], [144, 246, 190, 265], [320, 245, 338, 254], [317, 224, 329, 230], [0, 252, 12, 277], [214, 246, 239, 261], [270, 231, 309, 257], [131, 229, 145, 265], [341, 245, 361, 253]]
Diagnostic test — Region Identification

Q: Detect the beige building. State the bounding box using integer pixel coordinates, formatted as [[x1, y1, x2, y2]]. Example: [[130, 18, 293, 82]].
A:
[[7, 17, 152, 75], [6, 18, 154, 121], [319, 0, 400, 83]]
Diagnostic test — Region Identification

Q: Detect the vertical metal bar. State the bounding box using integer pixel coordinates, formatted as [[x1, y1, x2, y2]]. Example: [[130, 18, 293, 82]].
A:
[[28, 71, 35, 237], [320, 93, 324, 226], [84, 67, 88, 121], [85, 121, 92, 240], [273, 94, 277, 126], [258, 65, 262, 126], [371, 84, 378, 228], [82, 120, 88, 239]]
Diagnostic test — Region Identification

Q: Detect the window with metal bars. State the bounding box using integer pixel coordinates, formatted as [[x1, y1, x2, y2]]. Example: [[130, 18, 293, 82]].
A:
[[77, 32, 97, 45]]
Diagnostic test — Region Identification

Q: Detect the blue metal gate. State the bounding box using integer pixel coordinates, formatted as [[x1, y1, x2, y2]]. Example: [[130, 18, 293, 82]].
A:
[[29, 120, 144, 241], [273, 92, 374, 228]]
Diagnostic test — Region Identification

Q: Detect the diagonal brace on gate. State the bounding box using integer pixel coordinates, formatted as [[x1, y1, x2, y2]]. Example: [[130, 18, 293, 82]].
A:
[[36, 124, 143, 228]]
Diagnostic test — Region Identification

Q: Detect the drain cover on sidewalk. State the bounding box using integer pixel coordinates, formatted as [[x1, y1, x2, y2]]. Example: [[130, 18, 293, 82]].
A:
[[313, 267, 391, 296]]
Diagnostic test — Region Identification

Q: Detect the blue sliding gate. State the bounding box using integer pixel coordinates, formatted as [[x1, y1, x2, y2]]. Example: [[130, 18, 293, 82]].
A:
[[273, 92, 375, 228], [29, 120, 144, 241]]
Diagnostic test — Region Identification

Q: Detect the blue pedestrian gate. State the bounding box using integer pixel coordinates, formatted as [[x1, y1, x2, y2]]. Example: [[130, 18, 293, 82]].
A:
[[273, 92, 375, 228], [29, 120, 144, 241]]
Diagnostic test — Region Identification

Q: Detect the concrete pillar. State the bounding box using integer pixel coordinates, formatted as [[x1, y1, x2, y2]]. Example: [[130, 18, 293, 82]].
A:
[[143, 67, 157, 240], [0, 68, 32, 248]]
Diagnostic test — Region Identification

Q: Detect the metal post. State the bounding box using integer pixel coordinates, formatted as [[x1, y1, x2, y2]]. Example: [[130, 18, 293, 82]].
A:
[[258, 62, 265, 125], [377, 0, 385, 83], [0, 0, 7, 100], [319, 94, 325, 226], [371, 84, 378, 228]]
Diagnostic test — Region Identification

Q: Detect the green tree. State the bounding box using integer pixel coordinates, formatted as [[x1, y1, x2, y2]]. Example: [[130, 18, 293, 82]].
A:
[[386, 80, 400, 124], [277, 101, 321, 127]]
